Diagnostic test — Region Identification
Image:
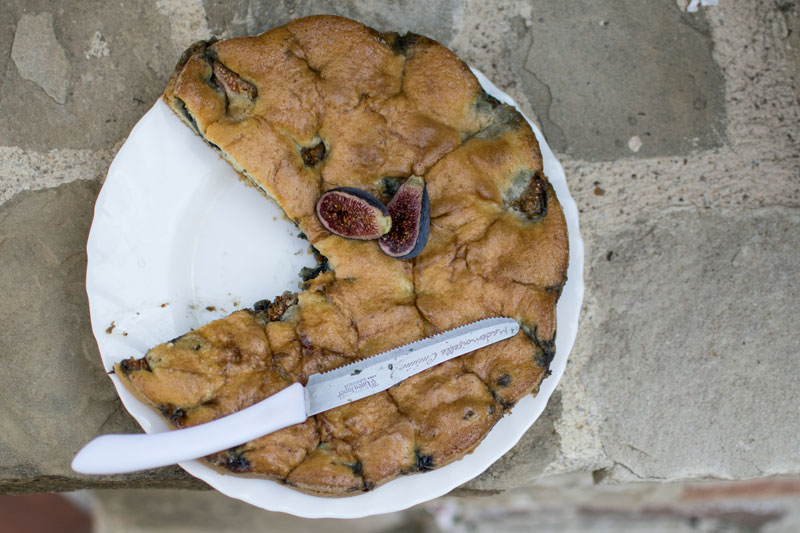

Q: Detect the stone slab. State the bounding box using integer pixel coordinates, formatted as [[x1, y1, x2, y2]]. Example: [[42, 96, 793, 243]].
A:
[[11, 13, 70, 104], [517, 0, 726, 160], [0, 1, 176, 151], [0, 5, 14, 83], [0, 146, 116, 206], [583, 207, 800, 483], [781, 1, 800, 105]]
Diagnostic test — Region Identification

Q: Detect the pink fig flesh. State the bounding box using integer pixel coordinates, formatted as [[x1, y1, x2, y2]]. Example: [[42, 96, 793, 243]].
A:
[[316, 187, 392, 240], [379, 175, 430, 259]]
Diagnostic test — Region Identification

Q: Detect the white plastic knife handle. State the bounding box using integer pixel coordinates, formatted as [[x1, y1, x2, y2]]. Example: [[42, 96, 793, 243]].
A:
[[71, 383, 306, 475]]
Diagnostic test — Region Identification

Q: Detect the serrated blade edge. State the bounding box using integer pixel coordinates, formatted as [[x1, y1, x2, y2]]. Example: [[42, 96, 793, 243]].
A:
[[304, 317, 519, 416]]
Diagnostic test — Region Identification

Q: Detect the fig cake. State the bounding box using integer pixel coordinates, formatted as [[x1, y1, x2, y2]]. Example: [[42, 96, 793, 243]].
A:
[[115, 15, 569, 496]]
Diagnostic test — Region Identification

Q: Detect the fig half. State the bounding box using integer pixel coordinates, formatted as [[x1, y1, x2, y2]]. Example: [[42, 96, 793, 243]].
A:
[[379, 175, 430, 259], [316, 187, 392, 240]]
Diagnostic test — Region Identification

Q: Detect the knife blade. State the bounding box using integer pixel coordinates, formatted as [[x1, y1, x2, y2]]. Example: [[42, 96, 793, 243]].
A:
[[72, 317, 519, 475]]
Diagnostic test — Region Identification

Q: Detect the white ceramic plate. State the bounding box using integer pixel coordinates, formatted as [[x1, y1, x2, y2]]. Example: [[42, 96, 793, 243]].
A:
[[85, 68, 584, 518]]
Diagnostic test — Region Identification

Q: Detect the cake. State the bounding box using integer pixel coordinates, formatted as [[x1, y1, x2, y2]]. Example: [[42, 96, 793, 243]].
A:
[[115, 15, 569, 496]]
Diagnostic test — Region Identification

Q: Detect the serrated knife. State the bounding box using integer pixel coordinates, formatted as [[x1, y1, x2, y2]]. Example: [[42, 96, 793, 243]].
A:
[[72, 317, 519, 475]]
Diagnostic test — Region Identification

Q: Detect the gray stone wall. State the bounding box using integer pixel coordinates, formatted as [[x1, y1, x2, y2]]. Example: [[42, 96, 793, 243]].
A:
[[0, 0, 798, 499]]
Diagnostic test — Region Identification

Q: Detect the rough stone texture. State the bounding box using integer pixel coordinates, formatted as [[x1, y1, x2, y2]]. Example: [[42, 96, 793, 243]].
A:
[[11, 13, 71, 104], [780, 1, 800, 104], [0, 1, 176, 151], [585, 208, 800, 483], [0, 6, 14, 84], [0, 181, 202, 493], [155, 0, 212, 52], [0, 0, 798, 517], [560, 1, 800, 235], [0, 146, 117, 205]]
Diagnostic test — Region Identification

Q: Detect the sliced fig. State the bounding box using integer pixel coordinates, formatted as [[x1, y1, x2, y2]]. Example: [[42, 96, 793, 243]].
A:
[[379, 175, 430, 259], [316, 187, 392, 240], [510, 172, 547, 220], [211, 60, 258, 100], [301, 140, 327, 167]]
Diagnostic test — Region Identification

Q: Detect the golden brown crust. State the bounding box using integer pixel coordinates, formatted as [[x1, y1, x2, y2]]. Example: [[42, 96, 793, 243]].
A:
[[120, 15, 570, 496], [318, 392, 416, 489]]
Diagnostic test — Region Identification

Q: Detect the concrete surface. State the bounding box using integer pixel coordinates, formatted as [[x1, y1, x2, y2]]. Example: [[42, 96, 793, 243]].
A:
[[0, 0, 798, 523]]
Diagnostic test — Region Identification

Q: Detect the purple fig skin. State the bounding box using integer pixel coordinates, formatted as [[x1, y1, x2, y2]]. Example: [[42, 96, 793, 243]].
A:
[[379, 175, 430, 260], [316, 187, 392, 240]]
